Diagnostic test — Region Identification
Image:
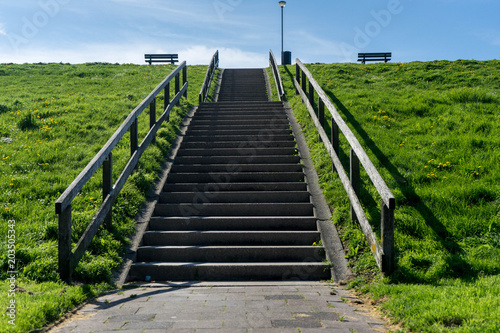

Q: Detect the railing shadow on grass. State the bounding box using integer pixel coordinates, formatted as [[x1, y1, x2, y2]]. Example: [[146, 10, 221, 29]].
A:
[[324, 90, 476, 282], [283, 64, 475, 283]]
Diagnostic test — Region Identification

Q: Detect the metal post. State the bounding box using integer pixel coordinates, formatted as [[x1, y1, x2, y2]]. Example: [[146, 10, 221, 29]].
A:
[[279, 1, 286, 65], [281, 5, 284, 65]]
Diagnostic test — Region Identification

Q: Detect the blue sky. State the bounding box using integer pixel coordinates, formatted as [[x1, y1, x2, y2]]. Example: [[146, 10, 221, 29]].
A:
[[0, 0, 499, 68]]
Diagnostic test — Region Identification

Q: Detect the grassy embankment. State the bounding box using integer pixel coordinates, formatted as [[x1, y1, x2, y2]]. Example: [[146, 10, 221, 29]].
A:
[[0, 62, 208, 332], [280, 60, 500, 332]]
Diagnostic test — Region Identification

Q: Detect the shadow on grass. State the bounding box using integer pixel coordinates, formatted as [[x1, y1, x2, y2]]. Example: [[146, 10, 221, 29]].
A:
[[282, 65, 476, 283]]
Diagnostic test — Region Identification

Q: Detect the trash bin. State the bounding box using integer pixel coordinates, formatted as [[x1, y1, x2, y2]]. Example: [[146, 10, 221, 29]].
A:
[[283, 51, 292, 65]]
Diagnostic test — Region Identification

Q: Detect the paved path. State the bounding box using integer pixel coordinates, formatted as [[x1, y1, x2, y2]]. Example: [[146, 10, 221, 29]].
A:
[[50, 282, 387, 333]]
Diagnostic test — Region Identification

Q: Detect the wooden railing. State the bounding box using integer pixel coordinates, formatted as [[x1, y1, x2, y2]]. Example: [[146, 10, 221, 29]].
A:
[[55, 62, 189, 282], [199, 50, 219, 103], [269, 50, 285, 101], [294, 59, 395, 275]]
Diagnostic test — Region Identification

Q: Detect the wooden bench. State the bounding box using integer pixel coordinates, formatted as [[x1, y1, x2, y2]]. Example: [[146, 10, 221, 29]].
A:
[[357, 52, 391, 64], [145, 54, 179, 65]]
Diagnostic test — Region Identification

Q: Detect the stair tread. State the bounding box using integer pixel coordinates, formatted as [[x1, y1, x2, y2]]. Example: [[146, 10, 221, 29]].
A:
[[126, 68, 330, 283]]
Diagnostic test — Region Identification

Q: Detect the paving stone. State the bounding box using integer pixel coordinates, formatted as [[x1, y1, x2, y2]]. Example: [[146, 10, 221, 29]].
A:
[[248, 328, 300, 333], [272, 319, 322, 328], [105, 313, 155, 323], [265, 295, 304, 300], [122, 320, 174, 330], [49, 282, 386, 333], [171, 319, 223, 329]]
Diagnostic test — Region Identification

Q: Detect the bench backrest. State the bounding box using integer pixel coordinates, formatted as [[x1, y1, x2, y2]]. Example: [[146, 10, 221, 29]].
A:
[[357, 52, 391, 63], [145, 54, 179, 64]]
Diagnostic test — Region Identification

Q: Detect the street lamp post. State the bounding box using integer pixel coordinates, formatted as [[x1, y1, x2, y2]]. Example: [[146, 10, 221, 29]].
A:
[[279, 1, 286, 65]]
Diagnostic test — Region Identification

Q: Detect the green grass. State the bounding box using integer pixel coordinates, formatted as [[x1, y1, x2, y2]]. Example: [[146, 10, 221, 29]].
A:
[[280, 60, 500, 332], [0, 62, 208, 332]]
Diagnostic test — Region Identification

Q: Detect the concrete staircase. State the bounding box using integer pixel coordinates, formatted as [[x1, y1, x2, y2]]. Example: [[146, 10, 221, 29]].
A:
[[128, 69, 330, 281]]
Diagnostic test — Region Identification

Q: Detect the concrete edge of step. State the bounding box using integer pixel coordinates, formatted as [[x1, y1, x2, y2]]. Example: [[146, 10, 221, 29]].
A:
[[114, 105, 199, 287], [262, 68, 273, 102], [283, 102, 354, 283]]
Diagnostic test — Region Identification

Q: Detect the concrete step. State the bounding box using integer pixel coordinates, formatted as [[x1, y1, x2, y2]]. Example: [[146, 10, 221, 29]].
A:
[[166, 172, 304, 183], [154, 202, 314, 217], [172, 156, 300, 165], [163, 182, 308, 193], [175, 148, 298, 157], [170, 164, 302, 173], [190, 118, 289, 125], [186, 124, 291, 132], [199, 101, 283, 108], [142, 231, 321, 246], [128, 262, 330, 281], [125, 68, 331, 283], [180, 141, 296, 149], [182, 135, 295, 143], [136, 246, 325, 263], [186, 129, 293, 136], [147, 216, 318, 231], [193, 113, 288, 120], [159, 191, 310, 204]]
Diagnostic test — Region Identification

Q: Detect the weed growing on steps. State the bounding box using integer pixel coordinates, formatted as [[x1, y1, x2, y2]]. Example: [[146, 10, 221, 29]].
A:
[[280, 59, 500, 332], [0, 62, 208, 332]]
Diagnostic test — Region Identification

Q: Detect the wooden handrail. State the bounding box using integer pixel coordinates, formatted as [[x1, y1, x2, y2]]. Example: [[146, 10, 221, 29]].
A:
[[199, 50, 219, 103], [269, 50, 285, 101], [294, 59, 395, 275], [55, 62, 188, 282]]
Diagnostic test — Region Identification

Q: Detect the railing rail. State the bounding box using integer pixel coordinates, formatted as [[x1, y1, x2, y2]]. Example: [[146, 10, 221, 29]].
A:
[[55, 61, 189, 282], [269, 50, 285, 101], [199, 50, 219, 103], [294, 59, 395, 275]]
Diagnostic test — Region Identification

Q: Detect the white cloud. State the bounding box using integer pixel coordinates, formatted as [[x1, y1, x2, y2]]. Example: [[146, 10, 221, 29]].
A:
[[0, 42, 269, 68], [0, 23, 6, 36]]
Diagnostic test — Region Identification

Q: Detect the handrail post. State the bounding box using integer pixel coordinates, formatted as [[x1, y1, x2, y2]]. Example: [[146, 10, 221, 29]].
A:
[[381, 201, 395, 275], [165, 83, 170, 121], [350, 148, 360, 222], [103, 152, 113, 229], [308, 81, 315, 109], [58, 205, 72, 283], [175, 73, 180, 95], [295, 64, 300, 95], [130, 119, 138, 157], [318, 97, 325, 143], [150, 98, 156, 144], [331, 117, 339, 164], [183, 66, 188, 98], [301, 70, 307, 95]]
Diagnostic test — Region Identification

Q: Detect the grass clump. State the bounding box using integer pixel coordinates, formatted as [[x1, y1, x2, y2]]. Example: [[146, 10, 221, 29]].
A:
[[280, 59, 500, 332], [0, 62, 209, 332]]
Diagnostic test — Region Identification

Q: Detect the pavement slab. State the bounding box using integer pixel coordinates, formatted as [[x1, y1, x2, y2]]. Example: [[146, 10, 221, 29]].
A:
[[49, 282, 387, 333]]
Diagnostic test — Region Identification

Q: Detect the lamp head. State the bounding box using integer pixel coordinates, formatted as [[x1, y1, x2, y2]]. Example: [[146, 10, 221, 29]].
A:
[[279, 1, 286, 8]]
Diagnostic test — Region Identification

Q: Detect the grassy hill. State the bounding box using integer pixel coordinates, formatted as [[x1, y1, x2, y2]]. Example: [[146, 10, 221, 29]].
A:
[[280, 60, 500, 332], [1, 60, 498, 332], [0, 62, 207, 332]]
